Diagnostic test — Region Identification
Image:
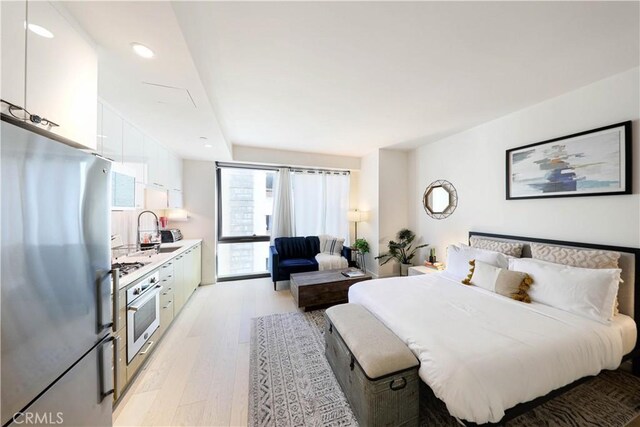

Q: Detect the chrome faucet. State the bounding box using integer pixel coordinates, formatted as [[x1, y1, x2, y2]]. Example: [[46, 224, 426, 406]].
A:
[[137, 210, 160, 252]]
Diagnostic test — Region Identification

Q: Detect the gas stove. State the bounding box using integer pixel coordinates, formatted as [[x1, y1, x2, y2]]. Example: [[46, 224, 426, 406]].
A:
[[111, 261, 147, 277]]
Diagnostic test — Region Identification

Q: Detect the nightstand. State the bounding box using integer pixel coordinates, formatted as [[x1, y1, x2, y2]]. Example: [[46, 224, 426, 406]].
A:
[[408, 265, 441, 276]]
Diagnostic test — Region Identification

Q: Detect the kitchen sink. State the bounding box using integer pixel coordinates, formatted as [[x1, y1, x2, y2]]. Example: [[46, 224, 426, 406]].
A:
[[158, 247, 179, 253]]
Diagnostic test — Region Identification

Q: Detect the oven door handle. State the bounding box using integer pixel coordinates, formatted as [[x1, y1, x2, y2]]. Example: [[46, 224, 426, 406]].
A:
[[127, 285, 162, 312]]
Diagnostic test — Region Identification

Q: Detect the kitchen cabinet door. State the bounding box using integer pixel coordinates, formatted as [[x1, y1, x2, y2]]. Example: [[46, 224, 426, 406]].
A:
[[156, 144, 169, 189], [168, 152, 183, 192], [144, 136, 160, 188], [101, 103, 123, 162], [1, 0, 26, 115], [26, 1, 97, 149], [123, 122, 145, 183], [172, 254, 185, 314], [96, 101, 103, 154], [194, 244, 202, 288]]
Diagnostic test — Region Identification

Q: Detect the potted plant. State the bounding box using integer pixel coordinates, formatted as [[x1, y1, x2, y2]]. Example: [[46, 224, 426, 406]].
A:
[[353, 238, 370, 254], [376, 229, 428, 276]]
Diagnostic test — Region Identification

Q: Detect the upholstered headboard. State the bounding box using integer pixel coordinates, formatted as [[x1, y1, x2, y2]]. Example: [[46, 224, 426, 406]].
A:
[[468, 232, 639, 320]]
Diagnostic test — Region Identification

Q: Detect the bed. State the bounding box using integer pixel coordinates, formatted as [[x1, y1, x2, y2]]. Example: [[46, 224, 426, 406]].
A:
[[347, 232, 639, 425]]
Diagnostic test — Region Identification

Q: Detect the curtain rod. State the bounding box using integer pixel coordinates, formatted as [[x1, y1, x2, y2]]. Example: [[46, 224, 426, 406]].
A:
[[216, 161, 350, 175]]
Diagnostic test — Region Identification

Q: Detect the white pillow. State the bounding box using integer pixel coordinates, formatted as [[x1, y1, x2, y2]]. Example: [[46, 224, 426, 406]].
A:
[[322, 236, 345, 256], [509, 258, 620, 323], [445, 244, 510, 282]]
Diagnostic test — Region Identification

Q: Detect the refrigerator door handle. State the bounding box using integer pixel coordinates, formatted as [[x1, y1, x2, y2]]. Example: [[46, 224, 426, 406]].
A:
[[97, 270, 114, 333], [99, 336, 115, 401], [112, 268, 120, 332]]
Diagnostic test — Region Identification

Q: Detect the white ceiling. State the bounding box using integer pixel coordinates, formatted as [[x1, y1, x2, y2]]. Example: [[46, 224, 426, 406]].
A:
[[63, 2, 639, 160], [62, 1, 231, 161], [171, 1, 639, 157]]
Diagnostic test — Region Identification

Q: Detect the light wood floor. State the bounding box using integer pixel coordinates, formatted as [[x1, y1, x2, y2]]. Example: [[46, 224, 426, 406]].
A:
[[112, 278, 297, 427], [113, 278, 640, 427]]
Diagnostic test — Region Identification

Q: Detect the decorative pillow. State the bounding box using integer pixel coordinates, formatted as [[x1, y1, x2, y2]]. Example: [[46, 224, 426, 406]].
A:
[[445, 244, 510, 282], [470, 236, 524, 258], [322, 236, 345, 256], [509, 258, 620, 323], [462, 260, 532, 302], [531, 243, 622, 314], [530, 243, 620, 269]]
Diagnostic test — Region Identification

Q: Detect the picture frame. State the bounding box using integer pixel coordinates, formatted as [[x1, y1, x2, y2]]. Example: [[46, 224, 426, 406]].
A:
[[506, 121, 632, 200]]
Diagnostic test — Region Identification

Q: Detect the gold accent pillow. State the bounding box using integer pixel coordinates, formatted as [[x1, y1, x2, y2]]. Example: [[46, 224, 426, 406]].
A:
[[470, 236, 523, 258], [462, 260, 532, 303]]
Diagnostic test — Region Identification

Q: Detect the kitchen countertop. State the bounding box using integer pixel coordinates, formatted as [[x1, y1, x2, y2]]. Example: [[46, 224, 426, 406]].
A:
[[114, 239, 203, 290]]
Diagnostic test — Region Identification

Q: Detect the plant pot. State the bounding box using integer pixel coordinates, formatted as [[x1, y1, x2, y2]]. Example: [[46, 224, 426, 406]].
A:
[[400, 263, 412, 276]]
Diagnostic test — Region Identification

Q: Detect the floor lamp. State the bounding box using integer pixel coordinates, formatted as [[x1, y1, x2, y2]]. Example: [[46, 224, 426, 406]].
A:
[[347, 209, 369, 270]]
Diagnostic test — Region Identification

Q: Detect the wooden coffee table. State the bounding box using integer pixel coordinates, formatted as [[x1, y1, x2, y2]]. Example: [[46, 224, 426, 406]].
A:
[[290, 268, 372, 311]]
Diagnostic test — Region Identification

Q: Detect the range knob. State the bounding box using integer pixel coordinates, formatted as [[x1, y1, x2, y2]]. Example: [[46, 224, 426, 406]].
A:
[[133, 288, 141, 295], [150, 277, 157, 284]]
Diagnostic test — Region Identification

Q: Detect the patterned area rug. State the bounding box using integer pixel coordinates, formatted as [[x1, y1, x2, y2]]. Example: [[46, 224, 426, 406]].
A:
[[249, 310, 640, 427]]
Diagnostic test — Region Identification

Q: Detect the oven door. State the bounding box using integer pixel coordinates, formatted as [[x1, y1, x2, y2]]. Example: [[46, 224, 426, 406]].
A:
[[127, 285, 162, 363]]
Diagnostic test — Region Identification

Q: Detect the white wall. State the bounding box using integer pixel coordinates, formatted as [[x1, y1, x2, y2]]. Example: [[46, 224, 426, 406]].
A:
[[174, 160, 217, 285], [409, 67, 640, 263], [357, 150, 380, 276], [378, 149, 411, 276]]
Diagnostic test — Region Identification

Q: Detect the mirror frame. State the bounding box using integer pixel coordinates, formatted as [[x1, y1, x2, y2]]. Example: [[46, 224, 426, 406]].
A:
[[423, 180, 458, 219]]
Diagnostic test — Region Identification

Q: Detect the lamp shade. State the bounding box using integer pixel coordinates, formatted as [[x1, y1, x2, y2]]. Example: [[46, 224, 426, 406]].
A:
[[347, 209, 369, 222]]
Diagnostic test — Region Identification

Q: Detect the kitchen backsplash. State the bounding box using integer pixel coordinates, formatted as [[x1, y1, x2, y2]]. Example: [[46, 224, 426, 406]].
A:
[[111, 210, 166, 249]]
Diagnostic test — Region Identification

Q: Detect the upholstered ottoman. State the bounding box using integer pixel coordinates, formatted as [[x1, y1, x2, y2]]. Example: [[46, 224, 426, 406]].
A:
[[325, 304, 420, 427]]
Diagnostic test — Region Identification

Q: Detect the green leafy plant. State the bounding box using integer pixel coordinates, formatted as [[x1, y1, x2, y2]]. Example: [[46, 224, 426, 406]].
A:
[[375, 228, 428, 265], [353, 238, 370, 254]]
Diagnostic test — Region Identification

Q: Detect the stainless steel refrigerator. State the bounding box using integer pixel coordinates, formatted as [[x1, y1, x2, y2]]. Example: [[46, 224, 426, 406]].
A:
[[1, 116, 114, 427]]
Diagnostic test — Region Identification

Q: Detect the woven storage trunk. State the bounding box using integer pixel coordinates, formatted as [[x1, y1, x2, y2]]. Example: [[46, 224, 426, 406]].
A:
[[325, 304, 420, 427]]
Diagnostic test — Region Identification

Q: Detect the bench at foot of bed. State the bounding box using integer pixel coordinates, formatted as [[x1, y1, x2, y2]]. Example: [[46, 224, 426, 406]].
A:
[[325, 303, 420, 427]]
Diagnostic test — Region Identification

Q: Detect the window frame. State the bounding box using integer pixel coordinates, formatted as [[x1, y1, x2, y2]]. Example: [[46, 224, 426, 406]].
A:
[[216, 163, 277, 281]]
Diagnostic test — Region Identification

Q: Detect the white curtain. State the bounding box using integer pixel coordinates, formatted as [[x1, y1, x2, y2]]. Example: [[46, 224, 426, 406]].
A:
[[270, 168, 295, 243], [292, 170, 350, 244]]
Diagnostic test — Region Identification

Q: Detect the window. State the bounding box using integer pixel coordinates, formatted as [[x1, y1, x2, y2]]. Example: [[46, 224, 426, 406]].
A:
[[217, 165, 276, 280]]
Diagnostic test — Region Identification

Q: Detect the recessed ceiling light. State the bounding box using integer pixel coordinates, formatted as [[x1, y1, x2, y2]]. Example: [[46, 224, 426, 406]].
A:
[[26, 23, 54, 38], [204, 144, 213, 148], [131, 42, 154, 59]]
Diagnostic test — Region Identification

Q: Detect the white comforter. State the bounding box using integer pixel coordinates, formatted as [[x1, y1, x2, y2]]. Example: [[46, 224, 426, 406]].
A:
[[348, 273, 628, 424]]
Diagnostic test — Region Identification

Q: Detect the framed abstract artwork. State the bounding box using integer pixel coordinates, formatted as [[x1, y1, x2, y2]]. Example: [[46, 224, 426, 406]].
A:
[[506, 121, 632, 200]]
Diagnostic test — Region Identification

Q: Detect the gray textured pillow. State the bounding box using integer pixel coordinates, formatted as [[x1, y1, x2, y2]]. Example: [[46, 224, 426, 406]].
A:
[[530, 243, 620, 269], [470, 236, 523, 258]]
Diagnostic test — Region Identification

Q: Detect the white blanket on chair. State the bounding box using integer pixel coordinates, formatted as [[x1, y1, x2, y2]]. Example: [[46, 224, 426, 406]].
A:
[[315, 253, 348, 270]]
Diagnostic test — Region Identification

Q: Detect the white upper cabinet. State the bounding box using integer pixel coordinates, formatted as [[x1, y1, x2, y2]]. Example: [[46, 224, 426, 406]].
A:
[[1, 1, 27, 113], [144, 136, 160, 188], [25, 1, 97, 149], [168, 152, 183, 192], [122, 122, 145, 184], [156, 144, 169, 189], [100, 103, 123, 163]]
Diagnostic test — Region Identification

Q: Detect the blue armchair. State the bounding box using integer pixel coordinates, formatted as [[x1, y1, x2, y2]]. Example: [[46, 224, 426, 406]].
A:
[[269, 236, 352, 290]]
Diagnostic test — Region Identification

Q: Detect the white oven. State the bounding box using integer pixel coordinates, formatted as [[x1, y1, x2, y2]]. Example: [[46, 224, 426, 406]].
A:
[[127, 272, 162, 362]]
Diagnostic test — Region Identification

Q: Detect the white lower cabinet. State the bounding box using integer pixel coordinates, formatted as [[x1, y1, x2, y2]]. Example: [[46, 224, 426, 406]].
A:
[[116, 242, 201, 402]]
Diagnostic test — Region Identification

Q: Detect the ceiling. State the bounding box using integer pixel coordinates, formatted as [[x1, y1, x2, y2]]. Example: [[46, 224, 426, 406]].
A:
[[172, 1, 639, 156], [64, 2, 639, 160], [62, 1, 231, 161]]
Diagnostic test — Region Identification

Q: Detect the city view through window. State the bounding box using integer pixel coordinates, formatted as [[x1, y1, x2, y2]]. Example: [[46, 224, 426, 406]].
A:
[[218, 167, 275, 279]]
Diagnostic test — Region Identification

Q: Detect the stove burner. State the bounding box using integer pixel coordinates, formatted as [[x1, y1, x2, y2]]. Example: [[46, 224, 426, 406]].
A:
[[112, 261, 146, 277]]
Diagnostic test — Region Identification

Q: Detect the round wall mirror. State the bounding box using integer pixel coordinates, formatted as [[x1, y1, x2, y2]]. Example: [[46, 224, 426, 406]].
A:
[[423, 180, 458, 219]]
